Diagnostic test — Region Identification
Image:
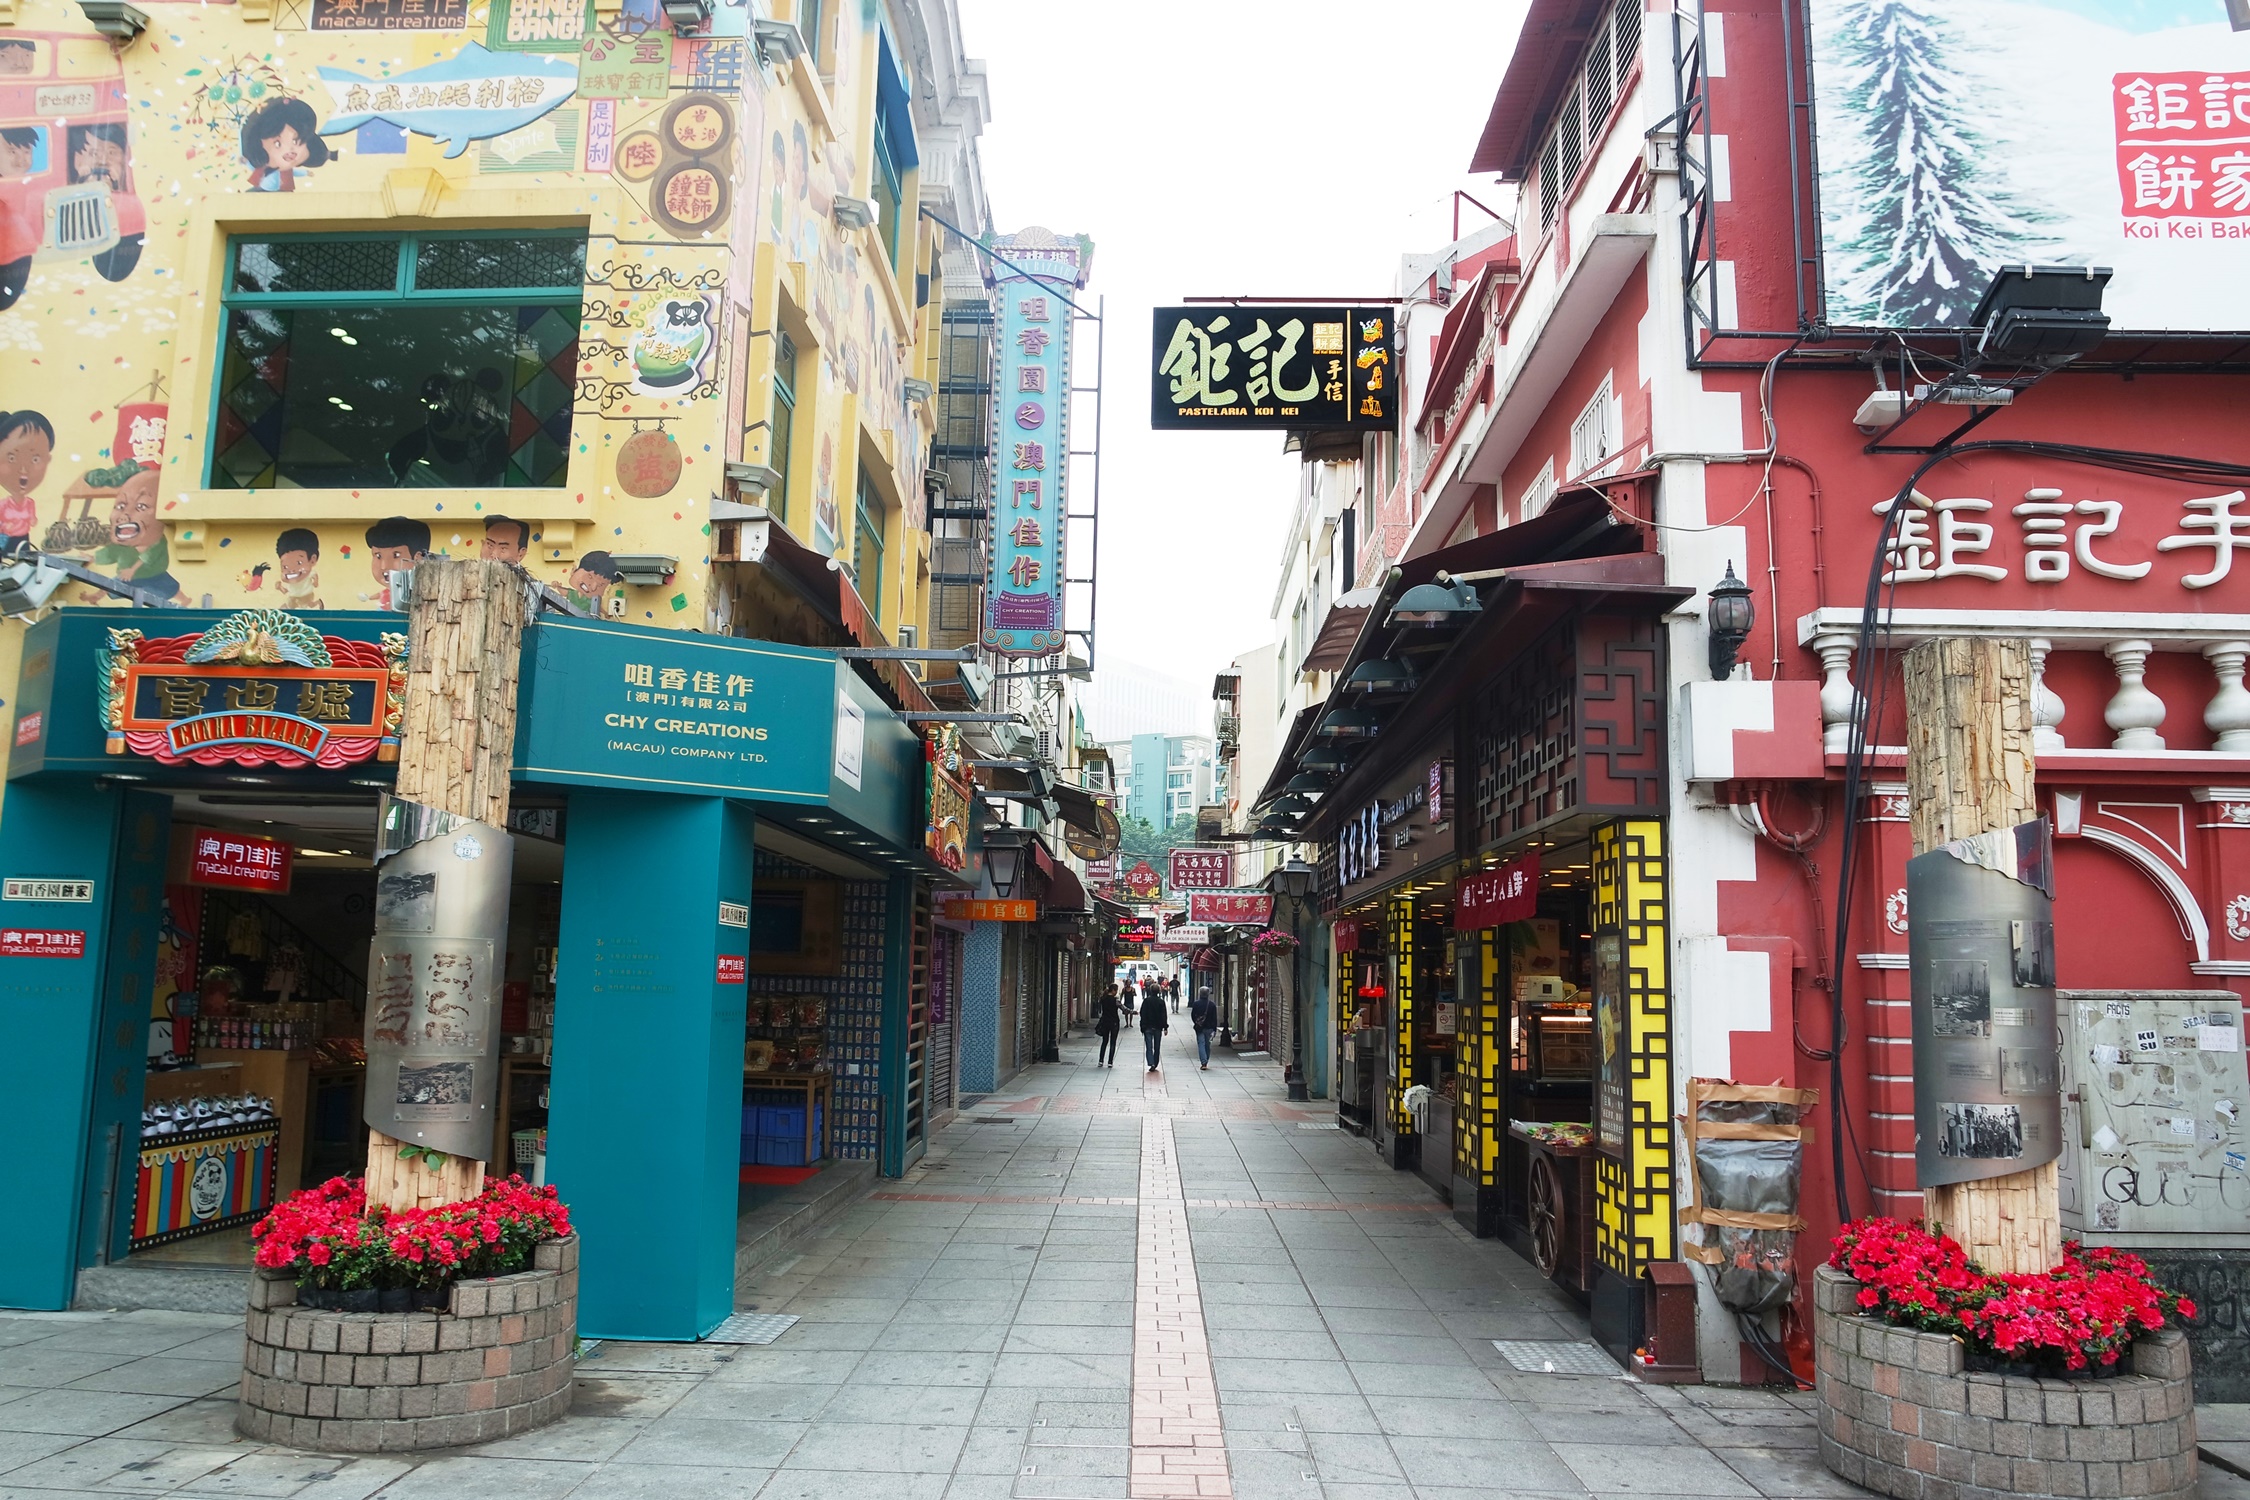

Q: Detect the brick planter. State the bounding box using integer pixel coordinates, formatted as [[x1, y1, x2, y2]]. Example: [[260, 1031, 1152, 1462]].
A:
[[1813, 1264, 2196, 1500], [237, 1235, 577, 1452]]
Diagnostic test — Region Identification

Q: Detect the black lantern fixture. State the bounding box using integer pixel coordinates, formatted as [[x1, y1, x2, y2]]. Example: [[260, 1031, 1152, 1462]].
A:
[[984, 829, 1030, 897], [1706, 562, 1755, 680], [1273, 858, 1315, 900]]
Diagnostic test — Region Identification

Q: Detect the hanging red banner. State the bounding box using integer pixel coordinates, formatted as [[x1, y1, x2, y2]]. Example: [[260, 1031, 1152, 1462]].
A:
[[1456, 853, 1540, 931], [1334, 918, 1361, 952]]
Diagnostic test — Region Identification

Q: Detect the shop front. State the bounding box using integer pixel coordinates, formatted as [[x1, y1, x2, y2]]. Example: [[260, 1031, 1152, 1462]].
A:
[[0, 607, 949, 1341], [1288, 519, 1686, 1363]]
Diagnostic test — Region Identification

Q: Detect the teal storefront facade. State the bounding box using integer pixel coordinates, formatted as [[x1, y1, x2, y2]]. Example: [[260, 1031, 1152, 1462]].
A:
[[0, 608, 947, 1341]]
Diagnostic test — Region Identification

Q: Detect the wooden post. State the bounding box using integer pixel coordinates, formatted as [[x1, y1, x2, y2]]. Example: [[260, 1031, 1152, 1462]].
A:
[[1903, 636, 2061, 1274], [365, 559, 527, 1211]]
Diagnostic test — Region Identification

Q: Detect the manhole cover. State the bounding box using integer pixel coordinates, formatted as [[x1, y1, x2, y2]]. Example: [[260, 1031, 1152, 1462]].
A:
[[1491, 1340, 1621, 1376], [702, 1312, 800, 1345]]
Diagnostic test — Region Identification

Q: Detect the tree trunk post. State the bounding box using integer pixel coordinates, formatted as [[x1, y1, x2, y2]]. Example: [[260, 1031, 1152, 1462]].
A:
[[364, 558, 527, 1211], [1902, 636, 2061, 1274]]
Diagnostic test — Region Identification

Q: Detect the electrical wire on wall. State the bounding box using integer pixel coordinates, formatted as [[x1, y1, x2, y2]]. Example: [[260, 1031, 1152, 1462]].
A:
[[1824, 437, 2250, 1228]]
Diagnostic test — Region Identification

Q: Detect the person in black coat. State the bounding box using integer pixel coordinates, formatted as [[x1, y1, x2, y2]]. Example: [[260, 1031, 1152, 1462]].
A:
[[1093, 984, 1121, 1068], [1190, 988, 1219, 1070], [1138, 986, 1170, 1072]]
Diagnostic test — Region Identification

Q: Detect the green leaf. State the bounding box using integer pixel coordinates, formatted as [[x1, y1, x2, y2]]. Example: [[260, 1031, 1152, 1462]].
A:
[[397, 1145, 423, 1162], [425, 1152, 449, 1170]]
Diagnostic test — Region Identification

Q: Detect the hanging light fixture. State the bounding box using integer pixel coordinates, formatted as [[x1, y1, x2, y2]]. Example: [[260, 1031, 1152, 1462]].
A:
[[1343, 658, 1419, 694], [1317, 707, 1384, 739], [1300, 746, 1352, 771], [1274, 858, 1316, 900], [1386, 574, 1481, 628], [1281, 772, 1329, 797], [1706, 561, 1756, 680]]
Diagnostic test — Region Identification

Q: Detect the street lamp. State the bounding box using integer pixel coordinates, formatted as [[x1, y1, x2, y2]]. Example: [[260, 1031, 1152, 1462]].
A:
[[1386, 575, 1481, 629], [1274, 858, 1315, 899], [984, 829, 1030, 898], [1706, 562, 1755, 681]]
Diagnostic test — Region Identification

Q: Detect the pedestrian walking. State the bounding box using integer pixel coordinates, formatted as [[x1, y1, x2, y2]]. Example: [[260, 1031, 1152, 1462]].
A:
[[1169, 974, 1181, 1012], [1093, 983, 1121, 1068], [1139, 983, 1169, 1071], [1190, 987, 1218, 1070]]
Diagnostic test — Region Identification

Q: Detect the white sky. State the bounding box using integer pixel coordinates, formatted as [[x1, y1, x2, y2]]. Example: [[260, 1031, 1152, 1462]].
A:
[[955, 0, 1531, 696]]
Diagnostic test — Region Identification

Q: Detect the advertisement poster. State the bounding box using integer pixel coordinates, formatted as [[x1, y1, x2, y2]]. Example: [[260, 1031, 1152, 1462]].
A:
[[1807, 0, 2250, 329]]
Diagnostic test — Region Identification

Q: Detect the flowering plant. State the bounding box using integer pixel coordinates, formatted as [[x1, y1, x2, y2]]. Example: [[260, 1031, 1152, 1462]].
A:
[[1250, 929, 1298, 955], [253, 1175, 572, 1293], [1830, 1217, 2195, 1375]]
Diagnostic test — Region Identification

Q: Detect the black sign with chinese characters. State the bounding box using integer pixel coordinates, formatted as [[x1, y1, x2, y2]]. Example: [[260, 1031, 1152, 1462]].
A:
[[1150, 306, 1395, 431]]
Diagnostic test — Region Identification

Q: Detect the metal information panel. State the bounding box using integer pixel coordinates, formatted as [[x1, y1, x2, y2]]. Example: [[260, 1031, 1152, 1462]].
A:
[[2057, 989, 2250, 1241], [362, 796, 514, 1161], [1907, 820, 2062, 1188]]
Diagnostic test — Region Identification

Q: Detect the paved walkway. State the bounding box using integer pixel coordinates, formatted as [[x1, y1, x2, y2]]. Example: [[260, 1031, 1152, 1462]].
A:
[[4, 1040, 2247, 1499]]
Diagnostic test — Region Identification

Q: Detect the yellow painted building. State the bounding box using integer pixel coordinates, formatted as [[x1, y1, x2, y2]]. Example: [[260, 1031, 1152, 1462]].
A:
[[0, 0, 966, 641]]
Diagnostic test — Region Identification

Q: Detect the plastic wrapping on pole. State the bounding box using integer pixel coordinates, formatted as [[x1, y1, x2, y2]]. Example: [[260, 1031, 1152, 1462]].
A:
[[362, 794, 515, 1162]]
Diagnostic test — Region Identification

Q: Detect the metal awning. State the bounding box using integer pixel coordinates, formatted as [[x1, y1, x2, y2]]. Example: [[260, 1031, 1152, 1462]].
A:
[[1301, 586, 1378, 674]]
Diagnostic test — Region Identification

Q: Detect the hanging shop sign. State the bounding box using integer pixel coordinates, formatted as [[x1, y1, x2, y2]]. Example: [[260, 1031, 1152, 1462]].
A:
[[1115, 916, 1158, 944], [984, 231, 1091, 659], [1150, 305, 1395, 431], [1121, 860, 1163, 901], [933, 897, 1039, 922], [1167, 847, 1232, 891], [1155, 923, 1211, 950], [1456, 853, 1540, 932], [1188, 891, 1273, 925], [923, 728, 973, 874], [1427, 758, 1452, 825], [1334, 918, 1362, 952], [188, 829, 296, 894], [1908, 819, 2063, 1189], [92, 610, 406, 771], [1804, 6, 2250, 331]]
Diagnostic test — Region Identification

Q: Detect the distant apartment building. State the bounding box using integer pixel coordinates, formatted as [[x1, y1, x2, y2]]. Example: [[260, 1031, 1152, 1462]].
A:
[[1102, 734, 1214, 831]]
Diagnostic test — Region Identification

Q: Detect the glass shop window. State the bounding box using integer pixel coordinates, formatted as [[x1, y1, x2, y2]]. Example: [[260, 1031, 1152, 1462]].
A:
[[213, 232, 586, 491]]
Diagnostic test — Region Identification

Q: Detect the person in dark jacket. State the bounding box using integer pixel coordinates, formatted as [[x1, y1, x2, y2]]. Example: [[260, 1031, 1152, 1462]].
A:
[[1190, 988, 1219, 1069], [1169, 974, 1181, 1012], [1093, 984, 1121, 1068], [1139, 985, 1169, 1072]]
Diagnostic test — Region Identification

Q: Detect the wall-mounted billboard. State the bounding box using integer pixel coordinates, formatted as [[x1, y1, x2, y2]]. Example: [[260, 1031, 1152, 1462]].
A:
[[1806, 0, 2250, 331]]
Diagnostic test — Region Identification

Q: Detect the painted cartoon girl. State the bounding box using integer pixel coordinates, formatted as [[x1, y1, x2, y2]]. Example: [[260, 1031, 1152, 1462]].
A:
[[239, 97, 332, 193]]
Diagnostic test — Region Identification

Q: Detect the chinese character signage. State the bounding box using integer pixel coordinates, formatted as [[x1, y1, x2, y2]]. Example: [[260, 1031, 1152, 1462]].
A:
[[190, 829, 296, 894], [1167, 847, 1232, 890], [1155, 922, 1211, 950], [985, 230, 1090, 659], [2, 878, 93, 902], [932, 897, 1039, 922], [317, 44, 579, 157], [97, 610, 406, 771], [1805, 3, 2250, 330], [310, 0, 472, 30], [1871, 485, 2250, 594], [1151, 305, 1395, 431], [924, 728, 972, 874], [0, 928, 86, 958], [1121, 861, 1163, 901], [1188, 891, 1273, 925], [1457, 853, 1539, 932], [1116, 916, 1158, 944]]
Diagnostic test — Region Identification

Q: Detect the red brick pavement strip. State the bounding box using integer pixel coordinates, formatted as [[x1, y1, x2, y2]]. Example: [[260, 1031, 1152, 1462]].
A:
[[1132, 1068, 1233, 1499]]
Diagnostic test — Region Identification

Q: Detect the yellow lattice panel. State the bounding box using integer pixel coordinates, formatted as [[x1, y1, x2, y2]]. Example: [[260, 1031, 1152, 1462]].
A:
[[1590, 818, 1673, 1278]]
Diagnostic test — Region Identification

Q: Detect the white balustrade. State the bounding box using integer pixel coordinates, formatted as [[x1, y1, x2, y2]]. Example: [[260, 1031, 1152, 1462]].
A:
[[2028, 638, 2065, 752], [2205, 641, 2250, 753], [2104, 639, 2166, 750]]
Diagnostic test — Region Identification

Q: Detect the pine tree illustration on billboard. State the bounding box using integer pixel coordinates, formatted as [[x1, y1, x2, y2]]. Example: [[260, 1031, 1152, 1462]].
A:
[[983, 229, 1090, 660], [1805, 0, 2250, 331]]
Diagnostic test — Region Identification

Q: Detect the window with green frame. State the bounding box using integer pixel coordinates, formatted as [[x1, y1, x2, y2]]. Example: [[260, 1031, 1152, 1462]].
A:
[[797, 0, 824, 69], [769, 328, 798, 520], [852, 469, 885, 625], [213, 232, 584, 491], [872, 120, 902, 268]]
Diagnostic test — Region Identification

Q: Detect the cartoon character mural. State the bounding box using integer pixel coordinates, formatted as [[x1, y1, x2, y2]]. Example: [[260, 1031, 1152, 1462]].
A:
[[0, 34, 147, 310], [364, 516, 430, 610], [238, 96, 332, 192], [273, 527, 323, 609], [89, 467, 186, 604], [0, 409, 53, 547], [567, 550, 618, 614], [479, 515, 532, 566]]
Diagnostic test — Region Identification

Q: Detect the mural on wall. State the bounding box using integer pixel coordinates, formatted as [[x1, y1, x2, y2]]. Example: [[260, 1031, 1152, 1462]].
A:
[[317, 45, 578, 157], [0, 33, 146, 311]]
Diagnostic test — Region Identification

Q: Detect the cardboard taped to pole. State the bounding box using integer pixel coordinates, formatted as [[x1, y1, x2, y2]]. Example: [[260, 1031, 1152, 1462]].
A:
[[362, 794, 514, 1161], [1676, 1078, 1819, 1312], [1908, 818, 2062, 1189]]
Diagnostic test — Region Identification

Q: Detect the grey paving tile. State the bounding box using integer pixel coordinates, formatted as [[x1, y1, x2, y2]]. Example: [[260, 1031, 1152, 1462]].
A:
[[985, 1353, 1130, 1389], [759, 1473, 952, 1500], [565, 1375, 699, 1422], [708, 1350, 866, 1386], [1554, 1441, 1759, 1496], [1212, 1356, 1361, 1396], [560, 1462, 773, 1499], [1203, 1303, 1328, 1333], [104, 1398, 253, 1449], [1716, 1445, 1872, 1498], [354, 1455, 596, 1499], [1321, 1305, 1447, 1337], [1000, 1324, 1132, 1357], [2202, 1404, 2250, 1441], [779, 1421, 968, 1474], [1331, 1332, 1474, 1366], [0, 1438, 237, 1494], [669, 1381, 837, 1422], [1524, 1406, 1695, 1447], [848, 1351, 998, 1387], [0, 1348, 140, 1388], [177, 1451, 410, 1500], [868, 1322, 1009, 1353], [951, 1424, 1030, 1475], [1306, 1429, 1407, 1483], [1347, 1362, 1502, 1400], [819, 1383, 982, 1425], [0, 1389, 189, 1438], [61, 1357, 244, 1399], [611, 1418, 809, 1468], [9, 1315, 235, 1357], [760, 1322, 884, 1351], [1389, 1435, 1586, 1493]]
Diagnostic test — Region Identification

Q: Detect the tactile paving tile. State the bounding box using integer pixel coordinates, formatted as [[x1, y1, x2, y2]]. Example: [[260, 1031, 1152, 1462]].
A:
[[1491, 1339, 1623, 1376], [701, 1312, 801, 1345]]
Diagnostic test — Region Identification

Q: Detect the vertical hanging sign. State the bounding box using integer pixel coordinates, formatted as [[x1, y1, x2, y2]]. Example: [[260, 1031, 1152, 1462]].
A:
[[985, 230, 1092, 659]]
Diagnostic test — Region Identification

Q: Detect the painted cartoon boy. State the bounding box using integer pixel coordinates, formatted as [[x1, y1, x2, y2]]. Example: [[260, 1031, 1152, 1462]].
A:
[[365, 515, 430, 610], [68, 124, 126, 190], [480, 515, 532, 566], [568, 551, 620, 614], [0, 128, 37, 181], [274, 527, 322, 609], [0, 410, 53, 548], [0, 40, 35, 77], [92, 468, 185, 604]]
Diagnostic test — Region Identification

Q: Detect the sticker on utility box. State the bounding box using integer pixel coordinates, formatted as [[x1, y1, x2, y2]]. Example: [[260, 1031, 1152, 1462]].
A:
[[2, 878, 93, 902], [716, 954, 746, 984], [718, 901, 749, 928]]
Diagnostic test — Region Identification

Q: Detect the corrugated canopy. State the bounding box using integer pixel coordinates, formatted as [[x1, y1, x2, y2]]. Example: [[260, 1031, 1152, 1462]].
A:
[[1468, 0, 1610, 178]]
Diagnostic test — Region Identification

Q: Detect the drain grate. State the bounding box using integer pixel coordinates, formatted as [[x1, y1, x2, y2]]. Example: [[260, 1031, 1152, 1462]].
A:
[[1492, 1339, 1622, 1376], [970, 1117, 1022, 1125], [1296, 1122, 1341, 1130], [702, 1312, 800, 1345]]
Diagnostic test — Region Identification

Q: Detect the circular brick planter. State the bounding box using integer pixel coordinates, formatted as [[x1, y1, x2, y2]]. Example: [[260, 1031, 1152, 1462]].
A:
[[1813, 1264, 2196, 1500], [237, 1234, 578, 1452]]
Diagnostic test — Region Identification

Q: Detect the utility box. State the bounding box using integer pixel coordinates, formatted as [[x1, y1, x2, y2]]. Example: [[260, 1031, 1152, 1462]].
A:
[[2057, 989, 2248, 1242]]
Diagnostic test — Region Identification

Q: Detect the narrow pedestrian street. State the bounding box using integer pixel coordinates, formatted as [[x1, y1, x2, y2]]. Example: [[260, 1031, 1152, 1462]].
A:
[[0, 1043, 1876, 1500]]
